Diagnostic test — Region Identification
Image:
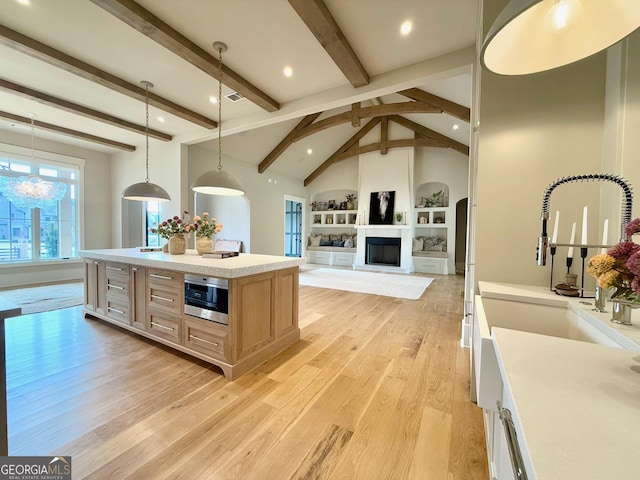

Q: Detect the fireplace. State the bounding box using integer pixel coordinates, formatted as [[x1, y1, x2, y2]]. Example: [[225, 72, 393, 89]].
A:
[[365, 237, 401, 267]]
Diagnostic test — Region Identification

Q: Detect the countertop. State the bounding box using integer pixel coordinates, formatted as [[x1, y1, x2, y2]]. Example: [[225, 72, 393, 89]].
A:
[[79, 248, 305, 279], [479, 281, 640, 350], [493, 327, 640, 480]]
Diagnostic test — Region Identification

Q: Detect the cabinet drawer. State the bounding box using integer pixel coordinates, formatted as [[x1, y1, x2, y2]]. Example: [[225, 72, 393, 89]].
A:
[[333, 252, 354, 266], [147, 284, 182, 315], [183, 317, 228, 361], [106, 297, 129, 324], [308, 251, 331, 265], [105, 262, 129, 277], [106, 275, 129, 299], [413, 257, 447, 275], [147, 269, 181, 288], [147, 310, 180, 343]]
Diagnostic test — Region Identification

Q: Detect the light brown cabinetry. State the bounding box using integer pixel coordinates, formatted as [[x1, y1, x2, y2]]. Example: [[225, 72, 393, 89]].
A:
[[105, 262, 130, 324], [82, 257, 299, 381], [84, 258, 106, 316]]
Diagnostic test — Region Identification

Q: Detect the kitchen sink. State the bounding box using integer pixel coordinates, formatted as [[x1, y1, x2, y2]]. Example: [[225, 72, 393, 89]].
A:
[[472, 295, 624, 410]]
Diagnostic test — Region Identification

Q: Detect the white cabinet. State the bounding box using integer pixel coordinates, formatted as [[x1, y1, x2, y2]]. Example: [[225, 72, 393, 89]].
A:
[[413, 256, 448, 274]]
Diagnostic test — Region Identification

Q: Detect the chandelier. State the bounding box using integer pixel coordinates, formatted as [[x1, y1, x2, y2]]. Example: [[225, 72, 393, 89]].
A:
[[0, 116, 67, 209]]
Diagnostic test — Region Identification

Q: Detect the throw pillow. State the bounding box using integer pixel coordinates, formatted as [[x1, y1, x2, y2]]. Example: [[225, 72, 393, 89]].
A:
[[332, 240, 345, 247], [309, 234, 321, 247], [320, 235, 331, 242], [319, 239, 333, 246], [412, 237, 423, 252], [344, 237, 354, 248]]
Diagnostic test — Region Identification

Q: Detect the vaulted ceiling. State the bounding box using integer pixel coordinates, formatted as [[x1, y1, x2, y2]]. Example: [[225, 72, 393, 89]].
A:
[[0, 0, 477, 181]]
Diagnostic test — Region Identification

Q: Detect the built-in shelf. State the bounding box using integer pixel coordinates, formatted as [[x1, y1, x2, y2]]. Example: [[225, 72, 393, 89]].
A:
[[311, 210, 358, 228]]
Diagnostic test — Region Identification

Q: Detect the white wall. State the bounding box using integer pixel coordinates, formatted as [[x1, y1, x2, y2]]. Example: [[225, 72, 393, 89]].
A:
[[187, 144, 307, 256], [475, 0, 607, 287], [0, 129, 112, 287]]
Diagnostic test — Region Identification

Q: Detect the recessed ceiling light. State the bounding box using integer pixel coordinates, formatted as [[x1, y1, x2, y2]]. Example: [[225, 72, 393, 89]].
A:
[[307, 148, 313, 155], [452, 124, 459, 130], [209, 96, 218, 104], [157, 116, 165, 123], [283, 66, 293, 78], [16, 0, 30, 5], [400, 21, 413, 36]]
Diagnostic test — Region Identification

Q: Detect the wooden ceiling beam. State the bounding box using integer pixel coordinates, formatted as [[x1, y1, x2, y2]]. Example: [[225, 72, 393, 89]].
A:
[[90, 0, 280, 113], [0, 78, 172, 141], [296, 101, 439, 141], [304, 118, 379, 186], [0, 111, 136, 151], [389, 115, 469, 156], [398, 88, 471, 122], [258, 112, 322, 173], [288, 0, 369, 88], [0, 24, 217, 129]]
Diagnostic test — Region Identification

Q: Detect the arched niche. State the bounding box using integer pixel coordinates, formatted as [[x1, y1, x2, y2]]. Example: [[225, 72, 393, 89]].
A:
[[415, 182, 449, 208], [310, 189, 358, 211]]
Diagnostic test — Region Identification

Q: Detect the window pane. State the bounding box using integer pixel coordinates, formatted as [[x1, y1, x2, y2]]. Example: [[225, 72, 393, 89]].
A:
[[39, 167, 58, 177], [145, 201, 160, 247]]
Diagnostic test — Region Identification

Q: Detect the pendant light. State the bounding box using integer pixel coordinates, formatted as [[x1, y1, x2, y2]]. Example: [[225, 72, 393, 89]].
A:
[[0, 115, 67, 210], [122, 81, 171, 202], [481, 0, 640, 75], [192, 41, 246, 196]]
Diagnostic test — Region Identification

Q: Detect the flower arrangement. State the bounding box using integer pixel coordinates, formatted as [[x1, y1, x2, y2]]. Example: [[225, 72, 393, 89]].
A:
[[151, 211, 194, 238], [345, 193, 357, 202], [587, 218, 640, 301], [193, 212, 222, 238]]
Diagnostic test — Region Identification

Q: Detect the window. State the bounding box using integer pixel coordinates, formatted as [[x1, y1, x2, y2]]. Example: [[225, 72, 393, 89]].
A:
[[0, 151, 80, 263], [145, 201, 161, 247]]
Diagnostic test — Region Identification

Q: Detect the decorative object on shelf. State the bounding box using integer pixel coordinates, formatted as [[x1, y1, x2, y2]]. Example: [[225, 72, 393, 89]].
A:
[[192, 41, 245, 196], [434, 215, 445, 224], [339, 201, 347, 210], [326, 216, 333, 224], [425, 190, 444, 207], [395, 212, 404, 224], [0, 115, 68, 209], [122, 81, 171, 202], [193, 212, 222, 254], [369, 191, 395, 225], [328, 200, 336, 210], [168, 234, 187, 255], [310, 201, 318, 211], [346, 193, 357, 210], [481, 0, 640, 76], [317, 201, 327, 211], [419, 215, 428, 224]]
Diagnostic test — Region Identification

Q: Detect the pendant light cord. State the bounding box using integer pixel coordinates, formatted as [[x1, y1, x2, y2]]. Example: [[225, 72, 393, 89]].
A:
[[217, 45, 223, 172], [144, 83, 150, 183]]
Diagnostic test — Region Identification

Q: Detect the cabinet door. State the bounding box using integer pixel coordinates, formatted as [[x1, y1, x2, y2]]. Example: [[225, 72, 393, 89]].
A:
[[230, 272, 275, 361], [131, 266, 146, 330], [84, 258, 106, 315], [276, 268, 298, 337]]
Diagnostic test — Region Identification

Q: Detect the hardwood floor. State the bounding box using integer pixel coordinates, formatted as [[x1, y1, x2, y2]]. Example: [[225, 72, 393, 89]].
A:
[[6, 272, 488, 479]]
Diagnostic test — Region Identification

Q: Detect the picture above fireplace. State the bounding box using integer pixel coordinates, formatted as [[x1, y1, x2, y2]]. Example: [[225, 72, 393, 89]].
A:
[[368, 190, 395, 225]]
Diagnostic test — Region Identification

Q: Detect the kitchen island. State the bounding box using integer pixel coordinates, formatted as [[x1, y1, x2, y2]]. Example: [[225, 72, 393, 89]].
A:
[[79, 248, 304, 380]]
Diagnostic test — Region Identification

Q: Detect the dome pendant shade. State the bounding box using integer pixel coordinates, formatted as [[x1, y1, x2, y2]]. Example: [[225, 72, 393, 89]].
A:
[[192, 169, 245, 196], [481, 0, 640, 75], [122, 180, 171, 202]]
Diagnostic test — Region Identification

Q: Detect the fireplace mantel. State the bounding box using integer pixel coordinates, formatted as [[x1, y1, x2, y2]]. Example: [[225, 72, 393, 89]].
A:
[[353, 226, 413, 273]]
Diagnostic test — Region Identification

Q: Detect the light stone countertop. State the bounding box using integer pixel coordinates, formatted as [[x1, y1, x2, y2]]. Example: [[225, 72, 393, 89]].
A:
[[479, 281, 640, 350], [79, 248, 305, 279], [493, 327, 640, 480]]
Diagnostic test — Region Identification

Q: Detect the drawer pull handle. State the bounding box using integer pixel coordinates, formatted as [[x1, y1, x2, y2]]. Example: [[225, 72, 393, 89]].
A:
[[133, 267, 139, 272], [108, 284, 124, 290], [150, 273, 173, 280], [108, 306, 125, 314], [106, 266, 124, 271], [189, 334, 219, 347], [150, 294, 173, 303], [151, 321, 174, 332], [94, 261, 102, 265], [497, 402, 528, 480]]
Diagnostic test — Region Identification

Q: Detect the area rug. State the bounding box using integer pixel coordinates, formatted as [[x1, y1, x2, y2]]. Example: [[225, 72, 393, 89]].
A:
[[0, 282, 84, 315], [299, 268, 433, 300]]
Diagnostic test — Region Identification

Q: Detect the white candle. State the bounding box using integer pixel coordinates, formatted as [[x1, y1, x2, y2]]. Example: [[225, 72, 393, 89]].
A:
[[551, 210, 560, 244], [601, 219, 609, 254], [568, 222, 576, 258], [581, 206, 588, 245]]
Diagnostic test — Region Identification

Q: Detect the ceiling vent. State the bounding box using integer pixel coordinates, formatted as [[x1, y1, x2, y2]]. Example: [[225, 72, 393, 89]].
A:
[[226, 92, 244, 102]]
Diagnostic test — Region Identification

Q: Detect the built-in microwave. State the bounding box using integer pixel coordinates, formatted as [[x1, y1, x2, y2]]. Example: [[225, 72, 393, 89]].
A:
[[184, 274, 229, 325]]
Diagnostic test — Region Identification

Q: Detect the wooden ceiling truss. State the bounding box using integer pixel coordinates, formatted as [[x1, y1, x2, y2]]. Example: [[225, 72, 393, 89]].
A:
[[258, 89, 470, 186], [90, 0, 280, 112]]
